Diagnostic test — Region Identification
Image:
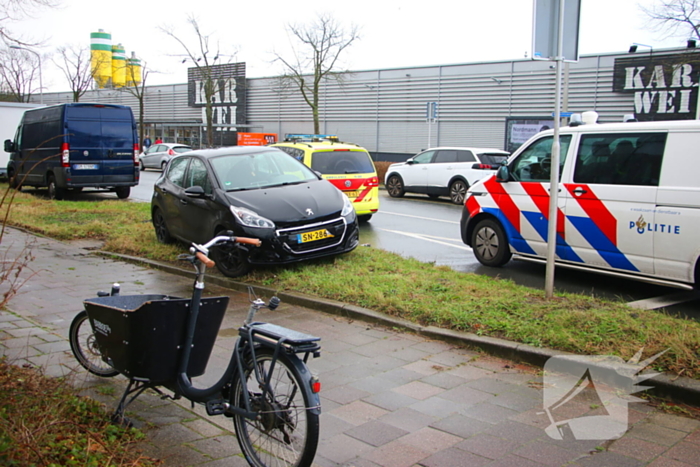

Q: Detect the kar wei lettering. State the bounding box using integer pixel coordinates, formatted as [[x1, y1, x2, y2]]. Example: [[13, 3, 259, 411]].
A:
[[622, 63, 696, 115]]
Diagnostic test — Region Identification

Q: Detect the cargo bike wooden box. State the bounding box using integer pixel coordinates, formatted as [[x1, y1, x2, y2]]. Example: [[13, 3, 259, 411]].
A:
[[83, 294, 228, 382]]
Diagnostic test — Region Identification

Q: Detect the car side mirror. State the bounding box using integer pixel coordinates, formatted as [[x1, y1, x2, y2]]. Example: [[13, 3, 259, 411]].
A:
[[406, 159, 415, 165], [4, 139, 15, 153], [496, 164, 510, 182], [185, 186, 207, 198]]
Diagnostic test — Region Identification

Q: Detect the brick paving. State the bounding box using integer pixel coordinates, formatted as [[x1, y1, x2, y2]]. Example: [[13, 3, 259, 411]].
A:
[[1, 226, 700, 466]]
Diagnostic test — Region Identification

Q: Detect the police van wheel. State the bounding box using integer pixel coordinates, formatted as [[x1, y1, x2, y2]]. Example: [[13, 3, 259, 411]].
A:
[[47, 175, 65, 201], [471, 219, 512, 267], [116, 187, 130, 199]]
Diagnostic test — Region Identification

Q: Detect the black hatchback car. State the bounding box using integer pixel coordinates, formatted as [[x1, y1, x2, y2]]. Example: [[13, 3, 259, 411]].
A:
[[151, 146, 360, 277]]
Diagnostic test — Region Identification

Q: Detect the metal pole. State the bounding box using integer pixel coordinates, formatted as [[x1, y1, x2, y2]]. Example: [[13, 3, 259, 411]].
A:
[[544, 0, 565, 298], [428, 118, 432, 147], [9, 45, 43, 105]]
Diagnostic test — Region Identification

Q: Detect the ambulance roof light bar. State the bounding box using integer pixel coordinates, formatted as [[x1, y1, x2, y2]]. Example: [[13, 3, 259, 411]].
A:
[[284, 134, 339, 142]]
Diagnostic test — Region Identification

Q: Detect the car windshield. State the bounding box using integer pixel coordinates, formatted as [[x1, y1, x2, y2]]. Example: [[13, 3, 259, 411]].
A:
[[210, 150, 319, 191], [311, 150, 375, 174], [477, 152, 509, 166], [173, 146, 192, 153]]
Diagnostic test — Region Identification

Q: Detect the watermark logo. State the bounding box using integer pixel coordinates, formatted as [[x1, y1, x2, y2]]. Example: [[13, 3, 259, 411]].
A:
[[542, 348, 666, 440]]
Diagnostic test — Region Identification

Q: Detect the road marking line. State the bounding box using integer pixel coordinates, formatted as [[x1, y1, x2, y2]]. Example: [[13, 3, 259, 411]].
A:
[[381, 211, 459, 224], [627, 291, 700, 310], [379, 229, 473, 251]]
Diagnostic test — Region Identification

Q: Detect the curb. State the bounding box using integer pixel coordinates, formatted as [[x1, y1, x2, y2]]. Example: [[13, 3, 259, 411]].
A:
[[96, 250, 700, 406]]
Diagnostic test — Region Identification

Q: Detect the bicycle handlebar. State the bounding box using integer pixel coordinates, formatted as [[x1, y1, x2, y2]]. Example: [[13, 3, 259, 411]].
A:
[[195, 252, 216, 268], [200, 235, 262, 250], [191, 235, 262, 268], [235, 237, 262, 246]]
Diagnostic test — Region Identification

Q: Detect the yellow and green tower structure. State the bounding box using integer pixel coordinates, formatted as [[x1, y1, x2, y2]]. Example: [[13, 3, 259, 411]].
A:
[[111, 43, 126, 88], [126, 52, 142, 87], [90, 30, 112, 89]]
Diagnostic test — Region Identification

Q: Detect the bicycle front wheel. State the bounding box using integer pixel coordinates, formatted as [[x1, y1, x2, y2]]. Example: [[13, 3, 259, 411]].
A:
[[232, 348, 320, 467], [69, 311, 119, 377]]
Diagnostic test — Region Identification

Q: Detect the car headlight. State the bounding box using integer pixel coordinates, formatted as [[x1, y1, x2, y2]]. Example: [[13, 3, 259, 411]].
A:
[[341, 194, 354, 217], [230, 206, 275, 229]]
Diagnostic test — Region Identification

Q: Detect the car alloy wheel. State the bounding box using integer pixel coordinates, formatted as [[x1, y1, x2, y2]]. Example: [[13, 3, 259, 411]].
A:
[[386, 175, 405, 198], [449, 180, 468, 205]]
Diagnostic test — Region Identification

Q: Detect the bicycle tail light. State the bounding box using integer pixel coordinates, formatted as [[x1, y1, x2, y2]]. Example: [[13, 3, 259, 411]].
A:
[[310, 375, 321, 393]]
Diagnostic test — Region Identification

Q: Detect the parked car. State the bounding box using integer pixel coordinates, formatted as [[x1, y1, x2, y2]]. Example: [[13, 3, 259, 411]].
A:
[[384, 147, 510, 205], [140, 143, 192, 171], [151, 146, 360, 278], [272, 135, 379, 222], [5, 103, 139, 200]]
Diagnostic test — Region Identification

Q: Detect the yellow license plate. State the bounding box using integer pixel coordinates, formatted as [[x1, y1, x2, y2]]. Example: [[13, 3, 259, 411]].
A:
[[343, 191, 360, 198], [298, 229, 334, 243]]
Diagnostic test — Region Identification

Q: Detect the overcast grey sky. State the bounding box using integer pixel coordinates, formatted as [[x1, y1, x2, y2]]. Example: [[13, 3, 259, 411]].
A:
[[9, 0, 687, 92]]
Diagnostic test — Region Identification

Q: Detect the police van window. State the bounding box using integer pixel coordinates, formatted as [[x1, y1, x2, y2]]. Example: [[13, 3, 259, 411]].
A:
[[510, 135, 572, 182], [435, 150, 457, 163], [573, 133, 666, 186]]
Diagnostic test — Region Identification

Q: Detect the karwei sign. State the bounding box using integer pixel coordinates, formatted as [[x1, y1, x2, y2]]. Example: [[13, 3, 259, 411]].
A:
[[613, 53, 700, 121]]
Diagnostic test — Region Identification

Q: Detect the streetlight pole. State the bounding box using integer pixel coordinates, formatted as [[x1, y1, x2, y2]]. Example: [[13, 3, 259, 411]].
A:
[[9, 45, 43, 105]]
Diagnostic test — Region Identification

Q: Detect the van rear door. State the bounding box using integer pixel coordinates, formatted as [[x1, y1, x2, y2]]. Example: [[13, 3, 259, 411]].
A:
[[65, 105, 137, 186]]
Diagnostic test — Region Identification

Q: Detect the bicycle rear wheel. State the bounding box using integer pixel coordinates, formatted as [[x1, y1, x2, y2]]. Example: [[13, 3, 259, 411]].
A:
[[69, 311, 119, 377], [232, 348, 319, 467]]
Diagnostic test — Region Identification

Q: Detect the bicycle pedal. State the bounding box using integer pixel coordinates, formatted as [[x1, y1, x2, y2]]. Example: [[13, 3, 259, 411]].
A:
[[205, 400, 228, 416]]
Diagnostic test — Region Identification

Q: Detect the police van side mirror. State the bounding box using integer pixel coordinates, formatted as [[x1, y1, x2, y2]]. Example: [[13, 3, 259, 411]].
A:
[[496, 164, 510, 182], [4, 139, 16, 153]]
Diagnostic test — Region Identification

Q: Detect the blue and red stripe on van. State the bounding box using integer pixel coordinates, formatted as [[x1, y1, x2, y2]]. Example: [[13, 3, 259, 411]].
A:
[[468, 177, 638, 271]]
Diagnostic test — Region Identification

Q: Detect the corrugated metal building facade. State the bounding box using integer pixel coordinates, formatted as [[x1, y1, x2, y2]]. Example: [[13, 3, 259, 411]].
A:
[[39, 47, 698, 160]]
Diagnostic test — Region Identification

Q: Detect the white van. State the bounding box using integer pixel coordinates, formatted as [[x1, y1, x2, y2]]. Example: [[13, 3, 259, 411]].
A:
[[460, 113, 700, 289]]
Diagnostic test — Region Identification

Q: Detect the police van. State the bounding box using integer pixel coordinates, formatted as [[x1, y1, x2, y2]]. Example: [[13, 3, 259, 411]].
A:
[[461, 112, 700, 289]]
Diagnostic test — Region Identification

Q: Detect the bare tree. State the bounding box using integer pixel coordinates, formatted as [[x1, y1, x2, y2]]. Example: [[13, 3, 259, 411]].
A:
[[120, 58, 150, 151], [273, 13, 360, 134], [53, 44, 98, 102], [0, 46, 39, 102], [0, 0, 55, 45], [161, 16, 227, 148], [640, 0, 700, 40]]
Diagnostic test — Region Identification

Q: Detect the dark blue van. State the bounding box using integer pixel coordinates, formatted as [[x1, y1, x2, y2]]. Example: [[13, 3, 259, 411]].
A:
[[4, 103, 140, 200]]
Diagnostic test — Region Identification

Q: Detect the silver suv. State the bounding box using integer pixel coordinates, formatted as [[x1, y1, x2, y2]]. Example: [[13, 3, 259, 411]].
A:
[[384, 147, 509, 204]]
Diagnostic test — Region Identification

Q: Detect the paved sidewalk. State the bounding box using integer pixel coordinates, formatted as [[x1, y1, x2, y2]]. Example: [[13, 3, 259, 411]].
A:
[[1, 227, 700, 467]]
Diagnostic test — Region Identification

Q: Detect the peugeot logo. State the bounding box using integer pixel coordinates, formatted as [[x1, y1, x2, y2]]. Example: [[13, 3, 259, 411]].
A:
[[344, 180, 351, 188], [306, 208, 314, 216]]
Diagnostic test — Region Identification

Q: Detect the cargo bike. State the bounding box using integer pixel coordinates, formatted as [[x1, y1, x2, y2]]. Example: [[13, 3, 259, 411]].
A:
[[68, 234, 322, 467]]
